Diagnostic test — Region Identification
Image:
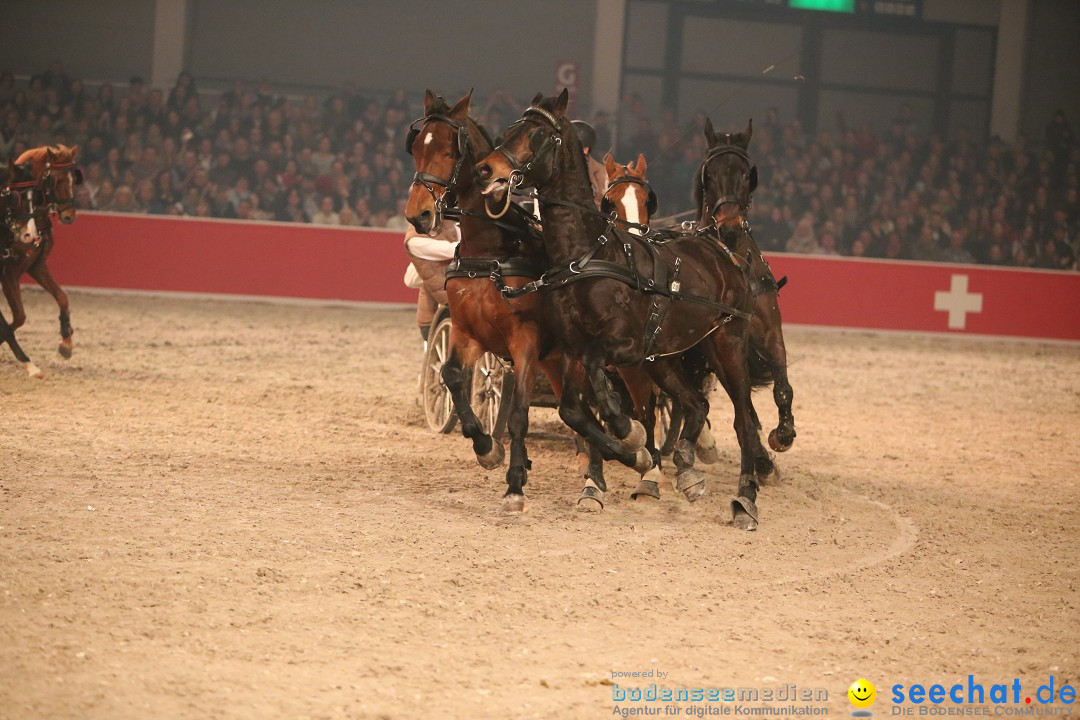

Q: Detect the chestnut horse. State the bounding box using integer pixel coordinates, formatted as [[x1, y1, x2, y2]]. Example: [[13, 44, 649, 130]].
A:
[[404, 91, 657, 513], [477, 91, 767, 529], [694, 119, 796, 453], [0, 161, 42, 376], [2, 145, 82, 360], [600, 154, 655, 238]]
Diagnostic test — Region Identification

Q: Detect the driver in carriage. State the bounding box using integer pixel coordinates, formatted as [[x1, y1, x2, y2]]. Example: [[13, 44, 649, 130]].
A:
[[571, 119, 608, 210], [402, 220, 458, 342]]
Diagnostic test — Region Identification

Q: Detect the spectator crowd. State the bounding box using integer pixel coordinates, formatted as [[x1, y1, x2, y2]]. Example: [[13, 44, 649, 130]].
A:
[[1, 63, 1076, 271], [609, 99, 1078, 271]]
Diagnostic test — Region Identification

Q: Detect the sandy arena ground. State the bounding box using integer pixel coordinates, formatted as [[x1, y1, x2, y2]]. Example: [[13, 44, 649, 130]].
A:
[[0, 289, 1077, 719]]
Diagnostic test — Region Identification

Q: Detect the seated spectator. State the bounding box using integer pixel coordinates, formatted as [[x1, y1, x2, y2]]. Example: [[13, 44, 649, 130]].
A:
[[786, 216, 821, 254], [311, 196, 341, 225]]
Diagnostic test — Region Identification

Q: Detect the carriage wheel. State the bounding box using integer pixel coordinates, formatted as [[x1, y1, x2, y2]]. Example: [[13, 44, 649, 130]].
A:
[[420, 315, 458, 434], [470, 352, 515, 440]]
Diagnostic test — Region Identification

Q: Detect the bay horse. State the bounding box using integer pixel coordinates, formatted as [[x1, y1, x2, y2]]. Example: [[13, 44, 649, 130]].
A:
[[3, 144, 82, 360], [403, 90, 658, 513], [476, 91, 767, 529], [0, 161, 42, 376], [694, 119, 796, 453]]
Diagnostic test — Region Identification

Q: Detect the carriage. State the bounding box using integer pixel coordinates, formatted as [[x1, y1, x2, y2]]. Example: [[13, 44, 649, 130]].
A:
[[418, 303, 679, 451], [418, 303, 556, 438]]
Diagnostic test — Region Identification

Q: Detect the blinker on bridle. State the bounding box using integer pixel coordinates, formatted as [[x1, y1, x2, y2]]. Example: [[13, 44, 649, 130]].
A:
[[406, 113, 473, 218], [494, 106, 563, 186], [602, 175, 657, 217], [699, 145, 754, 217]]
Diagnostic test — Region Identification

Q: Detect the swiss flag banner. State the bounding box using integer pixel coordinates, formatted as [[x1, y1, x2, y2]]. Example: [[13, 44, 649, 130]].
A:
[[768, 254, 1080, 341]]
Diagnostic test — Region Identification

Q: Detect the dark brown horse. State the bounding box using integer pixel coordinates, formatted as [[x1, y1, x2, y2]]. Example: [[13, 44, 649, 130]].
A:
[[3, 145, 82, 361], [694, 119, 796, 453], [476, 91, 766, 529], [0, 161, 42, 376], [403, 91, 657, 513]]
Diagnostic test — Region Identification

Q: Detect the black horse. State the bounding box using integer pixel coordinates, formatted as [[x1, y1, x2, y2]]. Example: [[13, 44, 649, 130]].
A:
[[694, 118, 796, 454], [477, 91, 768, 529]]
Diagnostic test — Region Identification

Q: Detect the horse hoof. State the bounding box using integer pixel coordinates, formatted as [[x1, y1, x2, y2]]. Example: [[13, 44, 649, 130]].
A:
[[618, 419, 647, 452], [768, 428, 793, 453], [631, 480, 661, 501], [755, 452, 780, 485], [731, 496, 759, 531], [675, 469, 706, 503], [696, 432, 720, 464], [577, 484, 605, 512], [501, 494, 527, 514], [58, 340, 73, 359], [477, 441, 505, 470], [24, 362, 44, 379], [631, 465, 663, 500], [632, 447, 653, 475]]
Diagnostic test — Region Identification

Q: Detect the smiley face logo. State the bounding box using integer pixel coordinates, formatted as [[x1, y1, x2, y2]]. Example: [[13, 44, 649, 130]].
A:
[[848, 679, 876, 709]]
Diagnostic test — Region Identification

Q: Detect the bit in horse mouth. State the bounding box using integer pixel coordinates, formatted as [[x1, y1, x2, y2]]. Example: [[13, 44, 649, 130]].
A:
[[482, 178, 508, 197]]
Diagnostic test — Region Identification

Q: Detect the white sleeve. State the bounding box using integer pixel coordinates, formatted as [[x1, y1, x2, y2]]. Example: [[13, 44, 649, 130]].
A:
[[403, 263, 423, 289], [405, 235, 459, 261]]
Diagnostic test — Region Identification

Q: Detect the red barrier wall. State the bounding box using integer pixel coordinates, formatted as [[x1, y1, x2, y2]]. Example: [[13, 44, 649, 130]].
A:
[[43, 212, 416, 304], [39, 212, 1080, 341]]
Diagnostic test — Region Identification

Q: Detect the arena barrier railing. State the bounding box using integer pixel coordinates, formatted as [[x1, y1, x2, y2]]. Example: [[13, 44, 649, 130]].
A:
[[37, 212, 1080, 341]]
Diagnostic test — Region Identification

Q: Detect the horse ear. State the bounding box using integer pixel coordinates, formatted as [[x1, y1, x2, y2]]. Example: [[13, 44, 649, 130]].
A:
[[70, 144, 80, 159], [531, 92, 543, 106], [703, 118, 716, 146], [634, 153, 647, 177], [554, 88, 569, 118], [423, 90, 437, 113], [745, 118, 753, 143], [449, 90, 472, 121], [604, 153, 618, 178]]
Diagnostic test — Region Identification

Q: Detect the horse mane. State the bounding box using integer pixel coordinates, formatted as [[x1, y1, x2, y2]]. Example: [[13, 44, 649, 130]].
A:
[[535, 95, 591, 190], [15, 144, 76, 169]]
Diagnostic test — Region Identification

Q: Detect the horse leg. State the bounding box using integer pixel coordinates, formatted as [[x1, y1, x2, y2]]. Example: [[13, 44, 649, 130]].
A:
[[441, 331, 503, 471], [0, 269, 40, 377], [558, 357, 652, 478], [713, 359, 778, 486], [0, 311, 40, 378], [644, 357, 710, 503], [704, 331, 763, 531], [616, 366, 664, 500], [497, 332, 545, 514], [583, 348, 646, 452], [763, 318, 796, 452], [685, 352, 721, 464], [27, 258, 72, 359]]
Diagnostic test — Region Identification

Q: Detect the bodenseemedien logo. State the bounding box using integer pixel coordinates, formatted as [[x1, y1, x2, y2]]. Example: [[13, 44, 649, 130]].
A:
[[849, 678, 877, 717]]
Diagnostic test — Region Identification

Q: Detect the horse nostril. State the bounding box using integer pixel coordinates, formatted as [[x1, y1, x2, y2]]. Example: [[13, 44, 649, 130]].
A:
[[477, 164, 492, 180]]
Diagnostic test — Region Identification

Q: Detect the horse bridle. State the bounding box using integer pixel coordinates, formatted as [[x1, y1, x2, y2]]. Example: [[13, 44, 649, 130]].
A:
[[698, 145, 757, 217], [40, 159, 83, 211], [405, 114, 473, 215], [492, 106, 564, 186], [601, 175, 657, 217]]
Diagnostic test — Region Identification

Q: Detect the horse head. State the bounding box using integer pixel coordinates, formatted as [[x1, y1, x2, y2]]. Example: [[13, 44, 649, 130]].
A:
[[601, 153, 656, 236], [695, 118, 757, 233], [404, 89, 479, 235], [475, 89, 575, 204], [15, 144, 82, 224]]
